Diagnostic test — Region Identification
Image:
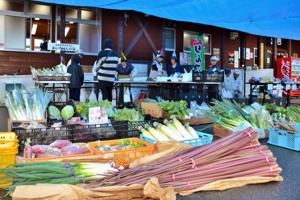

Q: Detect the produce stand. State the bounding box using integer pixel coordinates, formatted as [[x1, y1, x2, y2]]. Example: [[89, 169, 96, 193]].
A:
[[34, 80, 70, 102], [248, 82, 300, 106]]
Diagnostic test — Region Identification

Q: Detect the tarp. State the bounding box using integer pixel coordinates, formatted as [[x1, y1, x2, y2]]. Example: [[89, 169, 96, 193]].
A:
[[34, 0, 300, 40]]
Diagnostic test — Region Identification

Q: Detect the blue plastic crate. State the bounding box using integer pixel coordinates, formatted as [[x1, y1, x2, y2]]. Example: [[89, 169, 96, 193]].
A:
[[140, 131, 213, 147], [268, 126, 300, 151]]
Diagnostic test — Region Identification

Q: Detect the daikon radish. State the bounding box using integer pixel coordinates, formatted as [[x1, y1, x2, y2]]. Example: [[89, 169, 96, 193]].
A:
[[138, 126, 156, 140], [171, 117, 193, 139], [164, 119, 184, 138], [184, 123, 200, 138], [144, 124, 169, 141]]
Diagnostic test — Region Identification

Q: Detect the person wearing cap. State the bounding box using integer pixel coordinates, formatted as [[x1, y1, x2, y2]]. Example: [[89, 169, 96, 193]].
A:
[[115, 53, 137, 108], [149, 49, 165, 79], [40, 34, 48, 51], [67, 50, 84, 67], [233, 69, 243, 98], [94, 38, 119, 101], [207, 56, 221, 72], [67, 54, 84, 103], [220, 68, 235, 98], [166, 52, 184, 77]]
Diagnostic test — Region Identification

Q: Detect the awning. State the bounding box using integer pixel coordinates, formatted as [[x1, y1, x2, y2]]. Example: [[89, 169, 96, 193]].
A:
[[34, 0, 300, 40]]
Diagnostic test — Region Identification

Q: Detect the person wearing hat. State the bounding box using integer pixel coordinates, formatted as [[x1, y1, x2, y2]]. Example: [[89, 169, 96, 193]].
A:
[[220, 68, 235, 98], [67, 54, 84, 103], [94, 38, 119, 101], [67, 50, 84, 67], [149, 49, 165, 79], [233, 69, 243, 98], [207, 56, 221, 72], [40, 34, 48, 51], [115, 53, 137, 108], [166, 51, 184, 77]]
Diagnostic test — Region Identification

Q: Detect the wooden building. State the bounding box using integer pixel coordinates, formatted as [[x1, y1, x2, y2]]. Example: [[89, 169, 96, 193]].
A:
[[0, 0, 299, 75]]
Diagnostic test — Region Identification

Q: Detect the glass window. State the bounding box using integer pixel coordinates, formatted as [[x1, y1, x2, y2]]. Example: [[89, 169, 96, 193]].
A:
[[81, 8, 97, 20], [165, 28, 175, 51], [29, 3, 51, 16], [79, 23, 99, 52], [57, 6, 78, 19], [204, 33, 211, 55], [0, 0, 23, 12], [26, 18, 51, 51], [57, 21, 78, 44], [5, 16, 26, 50], [183, 30, 198, 52]]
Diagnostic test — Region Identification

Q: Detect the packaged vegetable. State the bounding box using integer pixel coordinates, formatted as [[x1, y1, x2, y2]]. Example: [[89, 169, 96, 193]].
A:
[[31, 145, 52, 154], [61, 144, 88, 155], [36, 148, 62, 158], [49, 140, 72, 148]]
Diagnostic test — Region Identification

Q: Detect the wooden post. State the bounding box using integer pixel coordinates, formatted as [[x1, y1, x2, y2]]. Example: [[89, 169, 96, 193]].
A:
[[221, 29, 226, 69], [60, 5, 66, 64]]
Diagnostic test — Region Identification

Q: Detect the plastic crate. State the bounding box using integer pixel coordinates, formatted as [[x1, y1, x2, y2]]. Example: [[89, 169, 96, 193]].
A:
[[203, 71, 224, 82], [36, 75, 71, 81], [111, 120, 152, 139], [0, 132, 18, 148], [88, 138, 154, 168], [24, 143, 94, 162], [268, 126, 300, 151], [140, 131, 213, 147], [192, 70, 204, 82], [0, 144, 18, 188]]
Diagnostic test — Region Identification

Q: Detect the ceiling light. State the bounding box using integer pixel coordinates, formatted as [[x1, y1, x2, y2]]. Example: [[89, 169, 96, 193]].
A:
[[31, 24, 38, 35], [69, 21, 74, 24], [35, 18, 40, 20], [65, 27, 70, 37]]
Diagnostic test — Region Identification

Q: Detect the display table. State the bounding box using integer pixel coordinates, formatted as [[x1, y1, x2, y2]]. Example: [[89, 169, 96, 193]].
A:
[[34, 80, 70, 102], [248, 82, 300, 106], [114, 80, 221, 107]]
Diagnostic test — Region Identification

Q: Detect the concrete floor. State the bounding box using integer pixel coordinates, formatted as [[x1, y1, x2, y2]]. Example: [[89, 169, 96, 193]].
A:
[[177, 139, 300, 200]]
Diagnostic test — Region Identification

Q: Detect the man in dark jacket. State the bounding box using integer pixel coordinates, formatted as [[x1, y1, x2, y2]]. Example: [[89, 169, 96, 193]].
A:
[[67, 54, 84, 103]]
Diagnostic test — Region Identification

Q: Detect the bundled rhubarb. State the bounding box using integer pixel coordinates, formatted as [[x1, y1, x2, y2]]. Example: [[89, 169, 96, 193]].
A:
[[88, 128, 281, 192]]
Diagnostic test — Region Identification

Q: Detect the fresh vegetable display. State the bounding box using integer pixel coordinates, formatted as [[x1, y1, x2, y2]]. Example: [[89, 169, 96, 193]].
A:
[[140, 117, 201, 142], [5, 88, 53, 120], [87, 128, 282, 192], [96, 139, 144, 152], [0, 161, 117, 194], [61, 105, 75, 120], [158, 100, 191, 119], [25, 140, 89, 159], [31, 64, 69, 77], [112, 107, 144, 121], [76, 100, 118, 119]]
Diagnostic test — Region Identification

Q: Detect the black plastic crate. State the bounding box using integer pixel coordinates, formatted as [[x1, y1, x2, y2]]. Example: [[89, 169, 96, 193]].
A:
[[192, 70, 204, 82], [203, 71, 224, 82]]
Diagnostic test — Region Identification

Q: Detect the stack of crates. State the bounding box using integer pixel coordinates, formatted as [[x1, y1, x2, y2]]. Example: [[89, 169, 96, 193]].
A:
[[0, 132, 19, 188]]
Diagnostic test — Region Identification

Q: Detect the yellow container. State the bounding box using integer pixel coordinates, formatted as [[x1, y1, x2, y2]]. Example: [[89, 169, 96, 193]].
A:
[[0, 132, 18, 148], [0, 143, 19, 188]]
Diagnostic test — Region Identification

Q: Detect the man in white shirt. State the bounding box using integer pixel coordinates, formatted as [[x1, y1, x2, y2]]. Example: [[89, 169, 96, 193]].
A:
[[233, 69, 243, 98], [220, 68, 235, 98]]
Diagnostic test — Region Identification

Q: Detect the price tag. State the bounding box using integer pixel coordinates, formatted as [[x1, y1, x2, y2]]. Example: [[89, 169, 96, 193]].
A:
[[286, 84, 291, 90], [267, 84, 273, 91], [276, 84, 282, 90], [292, 84, 297, 90]]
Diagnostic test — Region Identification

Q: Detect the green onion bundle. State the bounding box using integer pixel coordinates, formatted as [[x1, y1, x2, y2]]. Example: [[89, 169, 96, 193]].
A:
[[0, 161, 116, 194]]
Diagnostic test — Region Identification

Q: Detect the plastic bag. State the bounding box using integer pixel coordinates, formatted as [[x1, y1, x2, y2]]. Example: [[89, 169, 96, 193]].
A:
[[221, 88, 233, 98], [36, 148, 62, 158], [32, 145, 52, 154], [49, 140, 72, 148], [89, 91, 98, 102], [124, 87, 131, 102], [79, 88, 86, 102], [61, 144, 88, 155]]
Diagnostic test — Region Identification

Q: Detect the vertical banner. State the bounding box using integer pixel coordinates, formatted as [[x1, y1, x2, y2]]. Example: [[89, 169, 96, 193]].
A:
[[189, 35, 205, 70]]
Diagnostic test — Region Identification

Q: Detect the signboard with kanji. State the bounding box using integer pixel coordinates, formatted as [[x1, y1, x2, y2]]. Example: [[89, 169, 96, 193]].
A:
[[189, 35, 205, 70]]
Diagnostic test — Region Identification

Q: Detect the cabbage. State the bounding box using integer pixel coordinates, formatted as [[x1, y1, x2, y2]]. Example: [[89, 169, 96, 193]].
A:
[[61, 105, 75, 120], [49, 105, 61, 117]]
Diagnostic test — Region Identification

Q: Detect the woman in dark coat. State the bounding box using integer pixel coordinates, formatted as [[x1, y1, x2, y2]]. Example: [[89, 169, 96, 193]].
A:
[[67, 54, 84, 103]]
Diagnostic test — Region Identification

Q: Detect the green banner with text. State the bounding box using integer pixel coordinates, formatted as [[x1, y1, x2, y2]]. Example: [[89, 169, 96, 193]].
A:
[[189, 35, 205, 70]]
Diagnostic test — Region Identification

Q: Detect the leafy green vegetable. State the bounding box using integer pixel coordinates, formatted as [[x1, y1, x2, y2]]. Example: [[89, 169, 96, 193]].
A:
[[48, 105, 61, 117], [158, 100, 190, 119], [112, 108, 144, 121], [76, 100, 117, 120], [61, 105, 74, 120]]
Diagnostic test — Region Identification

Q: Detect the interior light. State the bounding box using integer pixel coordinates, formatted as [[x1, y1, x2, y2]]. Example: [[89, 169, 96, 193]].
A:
[[65, 27, 70, 37], [31, 24, 38, 35], [35, 18, 40, 20], [69, 21, 74, 24]]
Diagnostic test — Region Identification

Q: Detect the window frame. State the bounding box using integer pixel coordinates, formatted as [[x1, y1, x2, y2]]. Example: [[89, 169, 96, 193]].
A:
[[164, 27, 176, 52]]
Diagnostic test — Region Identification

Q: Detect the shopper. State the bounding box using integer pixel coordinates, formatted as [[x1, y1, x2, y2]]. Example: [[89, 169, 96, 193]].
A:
[[166, 51, 184, 77], [67, 50, 84, 67], [116, 52, 137, 108], [233, 69, 243, 98], [67, 54, 84, 103], [207, 56, 221, 72], [94, 38, 119, 101], [149, 49, 165, 79], [40, 34, 48, 51]]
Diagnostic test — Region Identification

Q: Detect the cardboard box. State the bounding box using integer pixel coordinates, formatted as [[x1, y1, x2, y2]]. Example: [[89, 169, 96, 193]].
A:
[[141, 102, 163, 118]]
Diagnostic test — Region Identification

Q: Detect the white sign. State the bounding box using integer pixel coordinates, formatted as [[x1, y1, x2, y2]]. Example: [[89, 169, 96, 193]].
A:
[[234, 51, 239, 68], [276, 84, 282, 90], [292, 84, 297, 90], [48, 42, 79, 52], [286, 84, 291, 90], [89, 107, 108, 124]]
